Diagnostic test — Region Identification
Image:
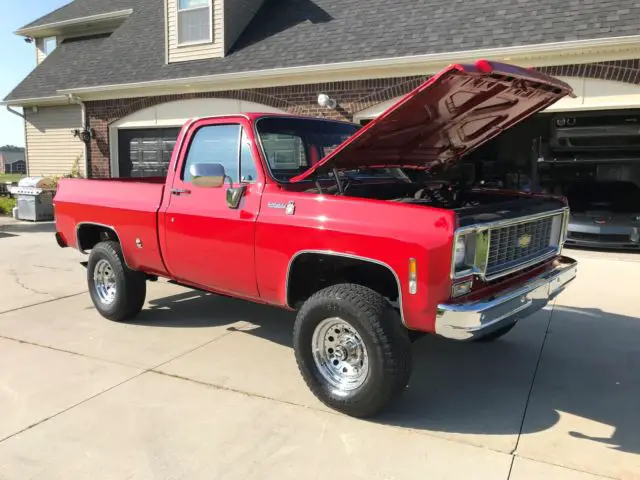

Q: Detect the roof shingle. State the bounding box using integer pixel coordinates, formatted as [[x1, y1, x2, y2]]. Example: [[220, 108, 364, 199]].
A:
[[8, 0, 640, 101]]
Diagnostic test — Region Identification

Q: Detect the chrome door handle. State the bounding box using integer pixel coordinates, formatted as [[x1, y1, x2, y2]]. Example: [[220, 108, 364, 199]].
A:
[[171, 188, 191, 196]]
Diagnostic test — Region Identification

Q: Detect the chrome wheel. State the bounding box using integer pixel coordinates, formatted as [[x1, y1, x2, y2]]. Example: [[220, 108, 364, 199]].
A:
[[93, 259, 117, 305], [311, 317, 369, 393]]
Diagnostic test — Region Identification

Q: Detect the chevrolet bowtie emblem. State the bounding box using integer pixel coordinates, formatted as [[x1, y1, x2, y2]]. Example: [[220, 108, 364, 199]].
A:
[[518, 234, 532, 249]]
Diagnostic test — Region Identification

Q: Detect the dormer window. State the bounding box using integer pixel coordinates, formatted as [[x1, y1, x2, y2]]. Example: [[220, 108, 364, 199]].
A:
[[43, 36, 57, 56], [177, 0, 212, 45]]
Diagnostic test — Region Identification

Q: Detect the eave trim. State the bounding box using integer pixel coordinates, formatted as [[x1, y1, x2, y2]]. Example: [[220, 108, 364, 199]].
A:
[[15, 9, 134, 37], [57, 35, 640, 97]]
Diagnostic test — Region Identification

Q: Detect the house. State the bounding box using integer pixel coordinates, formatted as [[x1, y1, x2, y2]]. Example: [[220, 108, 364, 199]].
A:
[[0, 151, 26, 175], [4, 0, 640, 188]]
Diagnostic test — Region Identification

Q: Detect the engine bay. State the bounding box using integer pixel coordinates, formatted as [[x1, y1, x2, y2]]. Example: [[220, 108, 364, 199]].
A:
[[305, 176, 512, 210], [299, 167, 567, 224]]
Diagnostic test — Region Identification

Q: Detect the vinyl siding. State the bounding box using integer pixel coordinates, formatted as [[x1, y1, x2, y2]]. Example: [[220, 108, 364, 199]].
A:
[[34, 36, 59, 65], [35, 38, 46, 64], [224, 0, 265, 54], [25, 105, 85, 177], [166, 0, 223, 63]]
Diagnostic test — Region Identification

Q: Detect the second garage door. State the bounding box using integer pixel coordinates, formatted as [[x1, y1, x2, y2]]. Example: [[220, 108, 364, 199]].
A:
[[117, 128, 181, 177]]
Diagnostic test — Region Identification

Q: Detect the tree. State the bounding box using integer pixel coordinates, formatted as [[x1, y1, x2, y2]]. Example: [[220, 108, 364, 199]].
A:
[[0, 145, 24, 152]]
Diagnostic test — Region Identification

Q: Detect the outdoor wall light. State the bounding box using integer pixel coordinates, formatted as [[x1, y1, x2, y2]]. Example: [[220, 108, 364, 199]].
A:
[[318, 93, 337, 110], [72, 127, 95, 144]]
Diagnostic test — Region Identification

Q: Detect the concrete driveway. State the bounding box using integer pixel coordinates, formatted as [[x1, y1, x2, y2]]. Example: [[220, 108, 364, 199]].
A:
[[0, 217, 639, 480]]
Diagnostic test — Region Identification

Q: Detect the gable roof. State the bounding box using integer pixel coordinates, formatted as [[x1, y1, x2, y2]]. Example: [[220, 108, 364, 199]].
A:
[[19, 0, 134, 30], [6, 0, 640, 103]]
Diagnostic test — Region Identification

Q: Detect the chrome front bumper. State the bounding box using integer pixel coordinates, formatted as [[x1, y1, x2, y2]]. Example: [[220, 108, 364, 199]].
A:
[[435, 256, 577, 341]]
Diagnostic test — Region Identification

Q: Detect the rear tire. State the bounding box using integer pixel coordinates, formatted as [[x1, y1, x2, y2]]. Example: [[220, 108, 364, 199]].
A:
[[473, 323, 516, 342], [293, 283, 412, 418], [87, 241, 146, 322]]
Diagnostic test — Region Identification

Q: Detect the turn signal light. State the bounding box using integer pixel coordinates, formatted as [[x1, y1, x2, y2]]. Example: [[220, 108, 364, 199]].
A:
[[409, 258, 417, 295], [452, 280, 473, 298]]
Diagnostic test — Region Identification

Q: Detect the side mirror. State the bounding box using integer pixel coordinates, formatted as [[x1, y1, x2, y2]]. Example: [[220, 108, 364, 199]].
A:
[[190, 163, 226, 188]]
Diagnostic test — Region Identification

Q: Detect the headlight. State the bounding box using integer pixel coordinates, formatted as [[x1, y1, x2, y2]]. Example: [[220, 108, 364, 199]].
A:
[[454, 237, 467, 266], [451, 230, 488, 278]]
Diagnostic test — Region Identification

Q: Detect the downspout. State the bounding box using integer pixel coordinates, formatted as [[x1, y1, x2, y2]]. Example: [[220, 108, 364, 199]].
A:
[[67, 94, 90, 178]]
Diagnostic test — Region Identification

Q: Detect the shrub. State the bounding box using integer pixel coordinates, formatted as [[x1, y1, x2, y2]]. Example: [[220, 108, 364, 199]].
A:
[[0, 196, 16, 216]]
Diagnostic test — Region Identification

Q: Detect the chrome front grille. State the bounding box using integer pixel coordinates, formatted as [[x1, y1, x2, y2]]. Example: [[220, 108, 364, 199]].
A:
[[486, 214, 560, 278]]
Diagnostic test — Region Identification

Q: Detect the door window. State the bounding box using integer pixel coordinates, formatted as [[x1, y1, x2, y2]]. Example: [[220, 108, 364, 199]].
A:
[[182, 124, 259, 184]]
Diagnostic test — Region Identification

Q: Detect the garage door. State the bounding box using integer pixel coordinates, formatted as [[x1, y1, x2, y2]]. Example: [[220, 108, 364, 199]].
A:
[[117, 128, 181, 177]]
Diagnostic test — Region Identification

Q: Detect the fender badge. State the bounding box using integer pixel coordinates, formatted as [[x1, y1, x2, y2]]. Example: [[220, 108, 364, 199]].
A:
[[285, 201, 296, 215]]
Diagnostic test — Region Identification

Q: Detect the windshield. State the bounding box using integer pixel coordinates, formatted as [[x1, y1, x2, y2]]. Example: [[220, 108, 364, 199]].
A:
[[566, 181, 640, 213], [256, 117, 362, 182]]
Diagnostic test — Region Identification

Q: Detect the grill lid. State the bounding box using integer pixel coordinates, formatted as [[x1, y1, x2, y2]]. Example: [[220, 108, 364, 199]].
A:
[[10, 177, 56, 196], [17, 177, 56, 189]]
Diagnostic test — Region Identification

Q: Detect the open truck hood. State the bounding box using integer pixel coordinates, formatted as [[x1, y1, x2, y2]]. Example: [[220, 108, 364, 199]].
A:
[[291, 60, 573, 182]]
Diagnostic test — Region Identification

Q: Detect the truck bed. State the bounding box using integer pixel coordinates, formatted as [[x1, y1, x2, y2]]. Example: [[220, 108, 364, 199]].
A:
[[54, 178, 169, 276]]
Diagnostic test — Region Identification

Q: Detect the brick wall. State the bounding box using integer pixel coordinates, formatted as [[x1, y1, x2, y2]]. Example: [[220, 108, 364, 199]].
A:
[[86, 59, 640, 178]]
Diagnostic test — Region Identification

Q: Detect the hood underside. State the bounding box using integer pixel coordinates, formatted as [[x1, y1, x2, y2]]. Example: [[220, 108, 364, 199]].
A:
[[291, 60, 573, 183]]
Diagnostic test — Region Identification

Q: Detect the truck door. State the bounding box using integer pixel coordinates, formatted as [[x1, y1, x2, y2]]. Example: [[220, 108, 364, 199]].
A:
[[162, 118, 262, 299]]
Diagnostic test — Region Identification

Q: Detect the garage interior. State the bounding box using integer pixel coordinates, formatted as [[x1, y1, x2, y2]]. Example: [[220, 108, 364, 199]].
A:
[[461, 109, 640, 249], [463, 109, 640, 193]]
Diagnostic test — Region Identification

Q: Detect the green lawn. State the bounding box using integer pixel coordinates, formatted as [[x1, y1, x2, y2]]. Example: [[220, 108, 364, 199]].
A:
[[0, 174, 25, 183]]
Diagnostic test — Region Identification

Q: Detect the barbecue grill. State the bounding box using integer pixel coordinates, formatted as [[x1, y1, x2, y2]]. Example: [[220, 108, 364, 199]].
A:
[[9, 177, 56, 221]]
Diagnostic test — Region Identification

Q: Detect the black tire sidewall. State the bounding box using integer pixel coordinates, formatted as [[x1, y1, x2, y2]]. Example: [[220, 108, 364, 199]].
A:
[[294, 289, 407, 416], [87, 241, 145, 322], [87, 245, 126, 319]]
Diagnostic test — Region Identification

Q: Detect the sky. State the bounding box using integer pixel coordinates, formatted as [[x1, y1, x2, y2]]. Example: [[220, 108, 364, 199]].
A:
[[0, 0, 70, 147]]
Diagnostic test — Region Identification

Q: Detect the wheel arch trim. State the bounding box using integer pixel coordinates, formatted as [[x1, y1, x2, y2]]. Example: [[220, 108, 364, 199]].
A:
[[285, 249, 406, 326], [75, 222, 132, 269]]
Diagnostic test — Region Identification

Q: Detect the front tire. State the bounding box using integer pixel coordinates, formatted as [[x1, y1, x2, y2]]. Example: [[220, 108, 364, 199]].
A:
[[293, 283, 412, 418], [87, 241, 146, 322]]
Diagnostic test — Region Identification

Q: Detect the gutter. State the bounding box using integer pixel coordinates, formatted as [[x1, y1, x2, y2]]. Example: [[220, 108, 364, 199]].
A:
[[15, 9, 133, 36], [1, 95, 70, 107], [56, 35, 640, 97], [67, 94, 90, 178], [5, 105, 25, 119]]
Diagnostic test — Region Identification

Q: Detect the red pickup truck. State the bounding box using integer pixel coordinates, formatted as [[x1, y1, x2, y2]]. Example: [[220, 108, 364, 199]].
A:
[[54, 60, 578, 417]]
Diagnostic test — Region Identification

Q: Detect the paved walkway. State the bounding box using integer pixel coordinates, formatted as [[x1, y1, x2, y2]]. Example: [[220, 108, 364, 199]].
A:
[[0, 217, 639, 479]]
